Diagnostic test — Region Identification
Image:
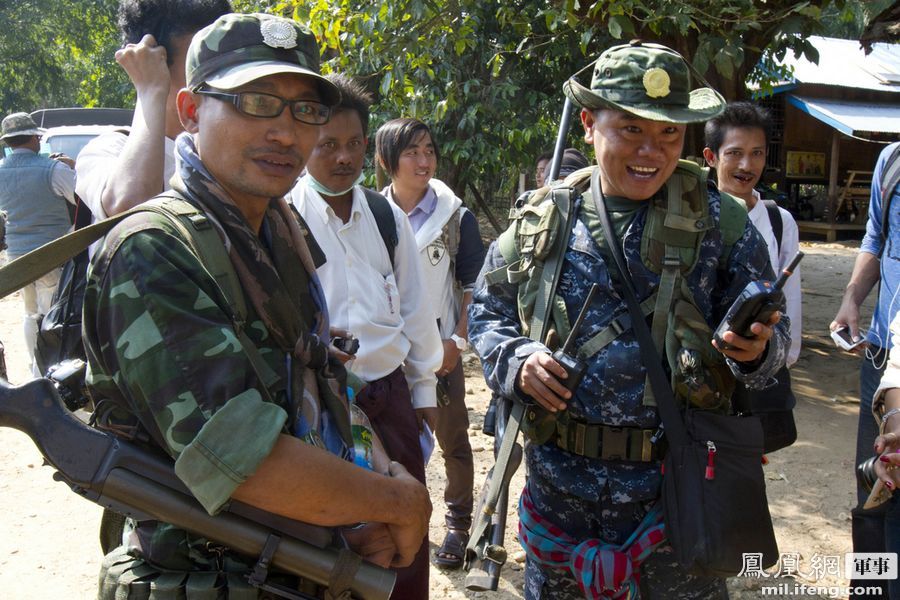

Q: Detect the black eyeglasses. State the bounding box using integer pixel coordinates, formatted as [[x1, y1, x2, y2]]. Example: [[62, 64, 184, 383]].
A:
[[195, 88, 332, 125]]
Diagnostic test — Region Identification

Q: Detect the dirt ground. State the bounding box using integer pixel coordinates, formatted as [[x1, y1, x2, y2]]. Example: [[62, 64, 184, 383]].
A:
[[0, 240, 880, 599]]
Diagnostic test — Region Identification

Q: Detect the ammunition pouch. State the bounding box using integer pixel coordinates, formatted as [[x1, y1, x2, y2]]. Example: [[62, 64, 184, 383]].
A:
[[519, 401, 557, 445], [667, 294, 735, 412], [554, 413, 662, 462]]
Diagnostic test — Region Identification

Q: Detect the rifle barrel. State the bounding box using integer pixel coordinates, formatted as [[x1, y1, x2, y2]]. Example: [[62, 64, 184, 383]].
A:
[[547, 97, 573, 183], [102, 469, 395, 600]]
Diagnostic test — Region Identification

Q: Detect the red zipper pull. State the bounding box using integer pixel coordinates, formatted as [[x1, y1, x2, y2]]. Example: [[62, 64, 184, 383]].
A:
[[705, 441, 717, 480]]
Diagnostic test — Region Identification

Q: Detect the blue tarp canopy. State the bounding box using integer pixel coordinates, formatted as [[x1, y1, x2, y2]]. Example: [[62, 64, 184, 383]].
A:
[[787, 95, 900, 140]]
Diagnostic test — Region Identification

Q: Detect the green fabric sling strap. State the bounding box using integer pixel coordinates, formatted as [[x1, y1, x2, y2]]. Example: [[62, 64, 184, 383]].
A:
[[466, 185, 577, 568], [0, 195, 280, 397]]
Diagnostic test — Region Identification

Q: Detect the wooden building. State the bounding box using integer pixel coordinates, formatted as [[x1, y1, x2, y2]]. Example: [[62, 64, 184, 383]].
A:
[[754, 36, 900, 241]]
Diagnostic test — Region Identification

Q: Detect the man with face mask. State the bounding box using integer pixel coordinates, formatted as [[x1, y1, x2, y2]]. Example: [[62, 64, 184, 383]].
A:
[[289, 73, 442, 600]]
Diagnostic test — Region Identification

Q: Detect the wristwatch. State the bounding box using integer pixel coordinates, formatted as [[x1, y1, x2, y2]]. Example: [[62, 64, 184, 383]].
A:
[[450, 333, 469, 351]]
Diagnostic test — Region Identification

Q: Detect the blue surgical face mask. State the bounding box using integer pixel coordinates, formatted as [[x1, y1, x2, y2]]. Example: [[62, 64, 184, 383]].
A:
[[305, 171, 365, 197]]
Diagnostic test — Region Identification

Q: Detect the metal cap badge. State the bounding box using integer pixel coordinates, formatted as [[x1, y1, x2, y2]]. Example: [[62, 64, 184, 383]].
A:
[[186, 13, 340, 106], [563, 40, 725, 124]]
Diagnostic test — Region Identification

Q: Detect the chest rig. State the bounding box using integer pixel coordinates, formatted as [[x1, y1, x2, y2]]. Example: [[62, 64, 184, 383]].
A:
[[485, 162, 748, 442]]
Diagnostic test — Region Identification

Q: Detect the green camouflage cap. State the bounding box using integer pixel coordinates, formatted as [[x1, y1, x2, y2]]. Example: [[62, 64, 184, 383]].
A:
[[1, 112, 44, 140], [563, 40, 725, 124], [186, 13, 340, 105]]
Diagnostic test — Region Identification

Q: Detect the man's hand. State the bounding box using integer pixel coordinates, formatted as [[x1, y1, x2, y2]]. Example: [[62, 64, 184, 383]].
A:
[[517, 352, 571, 413], [115, 34, 170, 101], [415, 407, 438, 432], [385, 462, 431, 568], [713, 312, 780, 364], [341, 523, 396, 569], [830, 301, 867, 354], [329, 327, 356, 365], [49, 152, 75, 169], [438, 339, 461, 376]]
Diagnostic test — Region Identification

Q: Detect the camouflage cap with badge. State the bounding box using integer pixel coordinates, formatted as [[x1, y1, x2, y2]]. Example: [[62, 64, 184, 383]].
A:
[[186, 12, 340, 106], [1, 112, 44, 141], [563, 40, 725, 124]]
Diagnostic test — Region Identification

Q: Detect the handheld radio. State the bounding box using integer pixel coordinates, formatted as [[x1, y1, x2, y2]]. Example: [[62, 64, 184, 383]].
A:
[[551, 283, 600, 393], [712, 251, 803, 351]]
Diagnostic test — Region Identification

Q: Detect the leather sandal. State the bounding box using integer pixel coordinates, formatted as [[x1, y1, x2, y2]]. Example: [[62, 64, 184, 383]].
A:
[[434, 528, 469, 569]]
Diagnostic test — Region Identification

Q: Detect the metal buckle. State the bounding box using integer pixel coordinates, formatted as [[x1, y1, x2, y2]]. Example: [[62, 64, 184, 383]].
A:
[[662, 256, 681, 267]]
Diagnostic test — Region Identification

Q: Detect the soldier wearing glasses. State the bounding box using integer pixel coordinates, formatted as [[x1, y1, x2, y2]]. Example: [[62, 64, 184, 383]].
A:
[[83, 14, 431, 598]]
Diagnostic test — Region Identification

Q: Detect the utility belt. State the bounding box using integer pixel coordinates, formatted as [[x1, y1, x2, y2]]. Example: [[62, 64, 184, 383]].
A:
[[553, 414, 663, 462]]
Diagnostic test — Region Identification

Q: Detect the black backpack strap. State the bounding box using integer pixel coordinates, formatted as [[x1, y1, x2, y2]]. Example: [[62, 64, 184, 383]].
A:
[[762, 200, 783, 253], [362, 188, 398, 266], [879, 144, 900, 257]]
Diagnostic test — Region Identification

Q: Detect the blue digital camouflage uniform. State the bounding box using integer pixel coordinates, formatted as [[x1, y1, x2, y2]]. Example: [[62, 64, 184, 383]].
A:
[[468, 180, 789, 599]]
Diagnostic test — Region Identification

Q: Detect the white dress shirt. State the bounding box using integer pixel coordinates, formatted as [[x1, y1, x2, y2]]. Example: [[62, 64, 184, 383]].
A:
[[291, 177, 442, 409], [748, 190, 802, 366]]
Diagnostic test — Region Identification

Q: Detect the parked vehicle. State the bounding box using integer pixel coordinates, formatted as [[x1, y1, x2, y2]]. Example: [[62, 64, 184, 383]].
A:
[[2, 108, 133, 160]]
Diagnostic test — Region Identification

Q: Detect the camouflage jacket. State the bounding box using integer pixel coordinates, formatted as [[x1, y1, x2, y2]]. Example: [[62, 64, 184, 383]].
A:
[[82, 209, 303, 572], [468, 184, 789, 504]]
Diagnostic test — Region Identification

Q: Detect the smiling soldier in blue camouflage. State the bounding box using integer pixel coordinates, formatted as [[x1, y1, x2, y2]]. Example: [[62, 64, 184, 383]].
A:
[[468, 41, 788, 599]]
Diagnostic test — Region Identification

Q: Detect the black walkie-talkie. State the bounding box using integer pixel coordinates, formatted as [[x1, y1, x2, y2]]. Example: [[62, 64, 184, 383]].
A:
[[713, 251, 804, 350], [551, 283, 600, 393]]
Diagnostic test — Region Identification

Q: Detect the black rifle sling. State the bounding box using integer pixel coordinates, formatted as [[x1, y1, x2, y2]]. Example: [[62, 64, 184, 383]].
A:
[[589, 168, 688, 447], [762, 200, 782, 253], [362, 188, 398, 266]]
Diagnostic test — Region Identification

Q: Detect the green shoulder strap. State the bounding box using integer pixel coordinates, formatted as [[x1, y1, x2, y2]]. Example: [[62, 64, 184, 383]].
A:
[[136, 195, 280, 398], [0, 212, 130, 300], [530, 187, 574, 343], [640, 160, 712, 405], [140, 195, 248, 328]]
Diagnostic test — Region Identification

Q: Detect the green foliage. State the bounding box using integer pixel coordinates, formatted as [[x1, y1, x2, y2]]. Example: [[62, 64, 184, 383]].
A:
[[543, 0, 883, 100], [282, 0, 596, 206], [0, 0, 885, 216], [0, 0, 128, 116], [271, 0, 880, 215]]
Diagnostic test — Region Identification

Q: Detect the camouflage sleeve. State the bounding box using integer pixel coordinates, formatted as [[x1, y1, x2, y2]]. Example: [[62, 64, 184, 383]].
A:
[[717, 218, 790, 390], [467, 240, 548, 402], [84, 226, 287, 514]]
